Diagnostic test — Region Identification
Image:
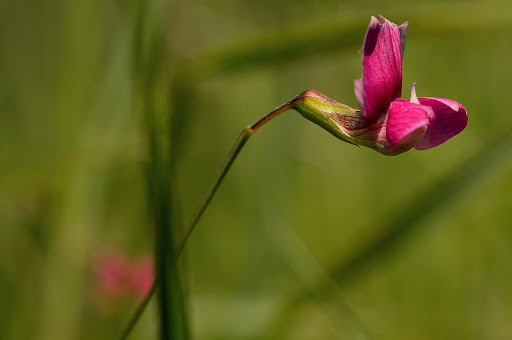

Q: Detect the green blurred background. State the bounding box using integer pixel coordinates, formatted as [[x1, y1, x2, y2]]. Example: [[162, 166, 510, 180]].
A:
[[2, 0, 512, 339]]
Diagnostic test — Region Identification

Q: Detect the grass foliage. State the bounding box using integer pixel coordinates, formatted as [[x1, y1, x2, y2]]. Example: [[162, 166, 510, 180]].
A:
[[1, 0, 512, 339]]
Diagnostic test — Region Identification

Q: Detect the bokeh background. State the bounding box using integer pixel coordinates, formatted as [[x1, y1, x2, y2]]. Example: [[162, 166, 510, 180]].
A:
[[2, 0, 512, 339]]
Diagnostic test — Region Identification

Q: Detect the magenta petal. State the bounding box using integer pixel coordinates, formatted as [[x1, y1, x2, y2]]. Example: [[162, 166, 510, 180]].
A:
[[414, 97, 468, 150], [355, 16, 405, 126], [386, 100, 435, 151]]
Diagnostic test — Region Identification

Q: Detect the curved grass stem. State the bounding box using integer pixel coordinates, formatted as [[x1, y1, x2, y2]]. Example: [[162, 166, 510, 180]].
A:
[[118, 274, 160, 340], [175, 126, 255, 256], [119, 101, 294, 339]]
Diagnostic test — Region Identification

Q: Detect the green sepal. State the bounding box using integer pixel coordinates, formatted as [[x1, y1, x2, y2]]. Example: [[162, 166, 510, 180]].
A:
[[292, 90, 363, 147]]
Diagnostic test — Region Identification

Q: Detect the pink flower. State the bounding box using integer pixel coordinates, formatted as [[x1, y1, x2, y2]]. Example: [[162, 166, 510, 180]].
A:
[[93, 249, 154, 301], [94, 251, 131, 298], [292, 16, 467, 155], [126, 256, 154, 296], [352, 15, 467, 155]]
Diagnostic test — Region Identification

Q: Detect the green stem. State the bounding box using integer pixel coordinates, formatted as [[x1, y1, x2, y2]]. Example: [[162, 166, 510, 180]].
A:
[[176, 97, 295, 255], [118, 274, 160, 340], [119, 99, 295, 339], [175, 126, 254, 255]]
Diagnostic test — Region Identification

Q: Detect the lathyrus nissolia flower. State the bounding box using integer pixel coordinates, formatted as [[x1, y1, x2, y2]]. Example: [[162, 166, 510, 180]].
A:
[[172, 15, 470, 275], [281, 15, 468, 155], [118, 18, 469, 328], [93, 249, 154, 302]]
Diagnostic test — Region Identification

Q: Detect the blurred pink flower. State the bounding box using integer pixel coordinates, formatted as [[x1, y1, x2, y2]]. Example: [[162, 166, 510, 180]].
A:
[[93, 249, 154, 301], [127, 256, 154, 296]]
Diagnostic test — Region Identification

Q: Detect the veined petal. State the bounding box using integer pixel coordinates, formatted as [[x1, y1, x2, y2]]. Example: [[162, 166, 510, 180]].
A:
[[414, 97, 468, 150], [355, 16, 405, 126], [386, 100, 435, 151]]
